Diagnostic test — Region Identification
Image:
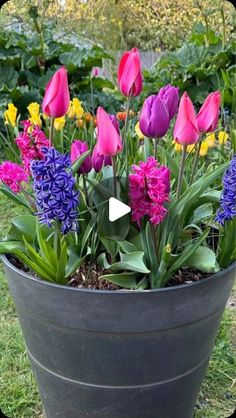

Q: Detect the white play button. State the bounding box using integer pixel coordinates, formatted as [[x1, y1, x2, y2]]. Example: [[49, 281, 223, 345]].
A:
[[109, 197, 131, 222]]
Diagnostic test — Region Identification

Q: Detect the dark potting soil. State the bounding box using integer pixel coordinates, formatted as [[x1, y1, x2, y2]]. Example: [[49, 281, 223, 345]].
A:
[[7, 254, 212, 290]]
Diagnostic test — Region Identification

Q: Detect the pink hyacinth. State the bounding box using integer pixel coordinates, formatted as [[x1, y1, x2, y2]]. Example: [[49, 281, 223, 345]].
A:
[[0, 161, 28, 193], [15, 121, 50, 174], [129, 157, 170, 226]]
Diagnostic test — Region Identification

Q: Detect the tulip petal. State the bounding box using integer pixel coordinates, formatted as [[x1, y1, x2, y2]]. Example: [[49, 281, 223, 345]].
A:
[[96, 107, 122, 157]]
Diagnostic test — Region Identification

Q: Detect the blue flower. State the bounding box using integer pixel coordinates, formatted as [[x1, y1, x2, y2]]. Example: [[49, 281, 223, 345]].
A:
[[31, 147, 79, 233], [215, 155, 236, 226]]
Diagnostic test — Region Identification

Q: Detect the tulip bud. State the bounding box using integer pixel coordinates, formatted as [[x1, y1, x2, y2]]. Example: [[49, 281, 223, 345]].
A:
[[42, 67, 70, 118], [70, 140, 92, 174], [196, 91, 221, 133], [139, 95, 170, 138], [92, 145, 112, 172], [158, 84, 179, 120], [118, 48, 142, 97], [174, 92, 199, 145], [96, 107, 122, 157]]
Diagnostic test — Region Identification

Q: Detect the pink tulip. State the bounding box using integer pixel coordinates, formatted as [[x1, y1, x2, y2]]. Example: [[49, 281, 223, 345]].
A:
[[118, 48, 142, 97], [96, 107, 122, 157], [196, 91, 221, 133], [174, 92, 199, 146], [70, 140, 92, 174], [91, 67, 100, 78], [42, 67, 70, 118]]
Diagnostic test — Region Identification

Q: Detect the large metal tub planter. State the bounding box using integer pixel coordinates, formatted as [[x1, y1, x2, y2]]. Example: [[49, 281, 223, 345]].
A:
[[2, 256, 236, 418]]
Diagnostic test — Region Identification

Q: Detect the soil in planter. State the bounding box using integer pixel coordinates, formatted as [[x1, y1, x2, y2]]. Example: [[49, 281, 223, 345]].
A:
[[7, 255, 212, 290]]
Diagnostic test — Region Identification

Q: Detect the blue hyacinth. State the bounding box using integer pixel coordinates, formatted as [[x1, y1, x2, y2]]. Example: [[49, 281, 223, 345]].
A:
[[31, 147, 79, 233], [215, 155, 236, 226]]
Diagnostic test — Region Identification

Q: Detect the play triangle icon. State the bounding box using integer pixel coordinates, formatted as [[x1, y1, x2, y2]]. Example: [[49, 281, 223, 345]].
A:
[[109, 197, 131, 222]]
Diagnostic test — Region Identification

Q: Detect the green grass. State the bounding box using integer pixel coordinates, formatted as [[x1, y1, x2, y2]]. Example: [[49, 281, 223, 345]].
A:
[[0, 196, 235, 418]]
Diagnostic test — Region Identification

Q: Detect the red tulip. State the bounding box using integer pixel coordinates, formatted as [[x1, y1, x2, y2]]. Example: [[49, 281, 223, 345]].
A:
[[118, 48, 142, 97], [196, 91, 221, 133], [42, 67, 70, 118], [96, 107, 122, 157], [174, 92, 199, 145]]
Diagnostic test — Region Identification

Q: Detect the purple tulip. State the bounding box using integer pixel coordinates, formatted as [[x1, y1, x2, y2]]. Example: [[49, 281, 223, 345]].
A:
[[92, 145, 112, 173], [70, 140, 92, 174], [158, 84, 179, 120], [139, 95, 170, 138]]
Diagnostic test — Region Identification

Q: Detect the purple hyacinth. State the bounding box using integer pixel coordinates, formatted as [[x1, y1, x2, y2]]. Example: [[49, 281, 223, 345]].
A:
[[215, 155, 236, 226], [31, 147, 79, 233]]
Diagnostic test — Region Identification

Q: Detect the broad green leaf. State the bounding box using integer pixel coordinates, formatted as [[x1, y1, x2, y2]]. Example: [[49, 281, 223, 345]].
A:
[[66, 245, 90, 277], [71, 150, 91, 174], [0, 241, 25, 254], [8, 215, 36, 242], [118, 240, 138, 254], [110, 252, 150, 274], [100, 272, 139, 289], [185, 246, 219, 273]]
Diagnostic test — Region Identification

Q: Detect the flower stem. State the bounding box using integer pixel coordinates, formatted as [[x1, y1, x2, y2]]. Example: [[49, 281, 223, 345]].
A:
[[154, 139, 158, 160], [123, 92, 132, 176], [190, 139, 202, 185], [176, 145, 187, 199], [49, 117, 55, 147], [90, 77, 95, 117], [112, 156, 117, 198]]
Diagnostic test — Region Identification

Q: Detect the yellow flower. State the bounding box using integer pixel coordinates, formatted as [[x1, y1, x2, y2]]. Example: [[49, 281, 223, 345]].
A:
[[206, 132, 215, 148], [73, 98, 84, 119], [27, 102, 41, 126], [218, 131, 229, 145], [186, 144, 195, 153], [174, 142, 182, 152], [4, 103, 17, 127], [67, 101, 76, 119], [54, 116, 66, 131], [199, 140, 209, 157], [135, 122, 144, 140]]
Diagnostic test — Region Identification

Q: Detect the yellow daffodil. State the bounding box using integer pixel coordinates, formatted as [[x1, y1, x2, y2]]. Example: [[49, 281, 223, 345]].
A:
[[206, 132, 215, 148], [67, 101, 76, 119], [4, 103, 17, 127], [54, 116, 66, 131], [199, 141, 209, 157], [135, 122, 144, 140], [218, 131, 229, 145], [27, 102, 41, 126], [174, 142, 182, 152], [186, 144, 195, 153]]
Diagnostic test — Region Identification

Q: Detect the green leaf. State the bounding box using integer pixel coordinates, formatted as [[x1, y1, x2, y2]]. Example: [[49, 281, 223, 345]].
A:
[[66, 245, 90, 277], [165, 229, 210, 281], [192, 203, 213, 224], [14, 250, 55, 283], [56, 240, 68, 284], [71, 150, 91, 174], [36, 222, 58, 268], [185, 246, 219, 273], [100, 272, 139, 289], [0, 185, 31, 211], [117, 240, 138, 254], [110, 252, 150, 274], [0, 241, 25, 254], [8, 215, 36, 242]]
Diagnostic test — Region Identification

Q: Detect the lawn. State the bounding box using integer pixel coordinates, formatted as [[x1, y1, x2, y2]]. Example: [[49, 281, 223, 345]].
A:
[[0, 195, 235, 418]]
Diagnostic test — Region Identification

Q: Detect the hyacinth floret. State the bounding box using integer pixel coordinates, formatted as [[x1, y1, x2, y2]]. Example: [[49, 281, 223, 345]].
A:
[[15, 120, 50, 174], [129, 157, 170, 226], [31, 147, 79, 233], [215, 155, 236, 226], [0, 161, 29, 193]]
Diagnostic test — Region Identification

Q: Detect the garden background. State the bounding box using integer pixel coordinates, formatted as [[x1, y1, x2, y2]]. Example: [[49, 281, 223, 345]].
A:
[[0, 0, 235, 417]]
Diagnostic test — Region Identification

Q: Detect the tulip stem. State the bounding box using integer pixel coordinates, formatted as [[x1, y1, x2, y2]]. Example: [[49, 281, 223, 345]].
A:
[[190, 139, 202, 185], [82, 175, 89, 206], [124, 92, 132, 176], [90, 77, 95, 117], [49, 117, 55, 147], [112, 156, 117, 198], [176, 145, 187, 199], [154, 139, 158, 160]]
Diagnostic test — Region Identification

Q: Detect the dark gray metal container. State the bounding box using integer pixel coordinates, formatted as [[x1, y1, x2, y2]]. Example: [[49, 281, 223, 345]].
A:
[[2, 256, 236, 418]]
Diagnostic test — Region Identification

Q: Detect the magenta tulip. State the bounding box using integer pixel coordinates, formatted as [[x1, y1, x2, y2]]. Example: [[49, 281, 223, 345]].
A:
[[70, 140, 92, 174], [92, 145, 112, 172], [196, 91, 221, 133], [118, 48, 142, 97], [42, 67, 70, 118], [91, 67, 100, 78], [96, 107, 122, 157], [174, 92, 199, 146], [158, 84, 179, 119], [139, 95, 170, 138]]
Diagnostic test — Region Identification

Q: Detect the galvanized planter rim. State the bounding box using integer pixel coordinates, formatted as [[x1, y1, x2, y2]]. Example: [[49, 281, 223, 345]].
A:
[[1, 254, 236, 295]]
